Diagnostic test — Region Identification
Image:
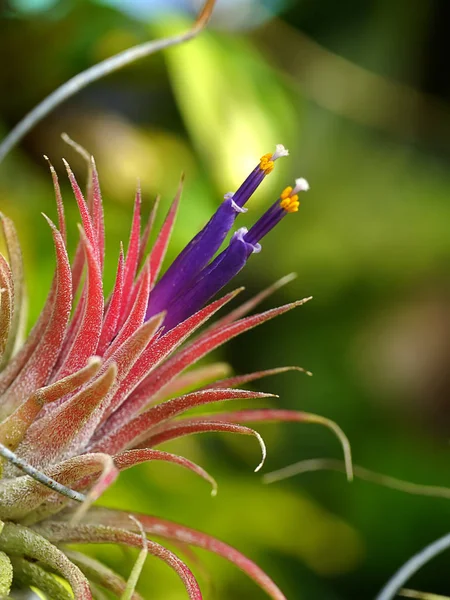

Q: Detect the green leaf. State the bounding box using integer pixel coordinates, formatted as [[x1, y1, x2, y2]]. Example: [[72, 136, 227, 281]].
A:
[[0, 550, 13, 597]]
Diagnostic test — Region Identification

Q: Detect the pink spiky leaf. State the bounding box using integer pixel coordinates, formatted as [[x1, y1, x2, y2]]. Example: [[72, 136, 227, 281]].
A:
[[90, 157, 105, 270], [104, 261, 150, 360], [186, 408, 353, 481], [149, 177, 183, 286], [137, 194, 160, 268], [0, 255, 13, 365], [36, 522, 203, 600], [126, 298, 311, 411], [139, 420, 267, 473], [98, 288, 243, 431], [63, 160, 98, 261], [64, 158, 99, 298], [119, 186, 142, 325], [20, 363, 117, 467], [150, 362, 231, 403], [54, 226, 104, 380], [0, 216, 72, 416], [204, 365, 312, 390], [0, 213, 24, 364], [114, 448, 218, 496], [44, 155, 67, 243], [94, 388, 275, 455], [97, 245, 125, 356], [0, 357, 101, 451], [82, 507, 288, 600], [208, 272, 297, 332]]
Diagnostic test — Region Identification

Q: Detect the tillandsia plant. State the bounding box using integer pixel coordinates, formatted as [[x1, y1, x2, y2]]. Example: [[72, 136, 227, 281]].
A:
[[0, 2, 355, 599], [0, 138, 355, 599]]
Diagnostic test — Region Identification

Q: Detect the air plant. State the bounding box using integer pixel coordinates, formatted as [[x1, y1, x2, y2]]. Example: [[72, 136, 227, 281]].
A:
[[0, 1, 353, 598]]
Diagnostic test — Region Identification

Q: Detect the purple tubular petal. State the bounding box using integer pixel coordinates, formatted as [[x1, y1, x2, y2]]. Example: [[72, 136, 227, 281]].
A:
[[231, 166, 265, 208], [163, 229, 257, 330], [162, 196, 293, 331], [146, 196, 244, 320], [244, 200, 286, 246], [146, 158, 274, 322]]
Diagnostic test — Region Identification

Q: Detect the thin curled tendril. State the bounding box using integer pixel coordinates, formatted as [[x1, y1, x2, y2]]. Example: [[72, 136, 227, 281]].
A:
[[0, 0, 217, 164]]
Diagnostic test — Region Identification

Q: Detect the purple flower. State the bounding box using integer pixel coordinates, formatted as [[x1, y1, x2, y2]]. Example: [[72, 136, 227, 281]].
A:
[[162, 178, 310, 330], [146, 145, 289, 320]]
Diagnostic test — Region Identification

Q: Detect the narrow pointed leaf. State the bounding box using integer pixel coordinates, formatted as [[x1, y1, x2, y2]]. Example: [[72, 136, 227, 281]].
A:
[[0, 357, 101, 451], [0, 217, 72, 415], [97, 247, 125, 355], [105, 262, 150, 360], [65, 550, 144, 600], [63, 160, 98, 260], [36, 522, 202, 600], [204, 366, 312, 390], [97, 388, 275, 455], [44, 156, 67, 243], [21, 364, 116, 466], [149, 178, 183, 286], [99, 289, 242, 432], [0, 256, 13, 365], [114, 448, 217, 496], [133, 299, 311, 407], [90, 158, 105, 270], [140, 420, 266, 472], [138, 195, 159, 268], [190, 408, 353, 481], [0, 213, 24, 362], [54, 228, 104, 380], [209, 273, 297, 331], [82, 508, 287, 600], [119, 188, 142, 325], [150, 362, 231, 403]]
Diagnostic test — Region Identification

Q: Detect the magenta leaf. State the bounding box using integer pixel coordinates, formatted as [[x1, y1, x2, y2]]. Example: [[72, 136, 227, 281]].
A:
[[149, 177, 183, 286], [204, 365, 312, 390], [0, 217, 72, 415], [139, 419, 266, 472], [96, 388, 275, 455], [54, 228, 104, 380], [114, 448, 218, 495], [119, 187, 142, 325], [131, 298, 311, 407], [97, 246, 125, 356], [99, 288, 243, 431]]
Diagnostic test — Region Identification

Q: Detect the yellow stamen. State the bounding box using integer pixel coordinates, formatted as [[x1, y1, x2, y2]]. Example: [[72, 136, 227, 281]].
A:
[[280, 186, 293, 200], [280, 194, 299, 213], [259, 153, 275, 175]]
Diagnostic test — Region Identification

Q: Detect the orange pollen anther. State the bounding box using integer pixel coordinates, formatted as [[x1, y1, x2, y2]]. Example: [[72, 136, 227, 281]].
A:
[[280, 186, 293, 200], [259, 153, 275, 175], [280, 194, 299, 213]]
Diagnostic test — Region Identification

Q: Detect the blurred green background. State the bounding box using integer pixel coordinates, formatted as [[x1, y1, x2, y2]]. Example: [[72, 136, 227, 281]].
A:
[[2, 0, 450, 598]]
